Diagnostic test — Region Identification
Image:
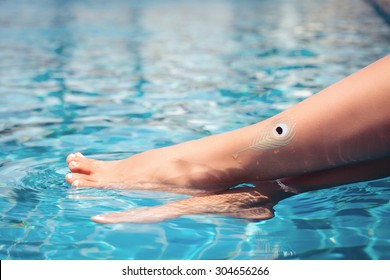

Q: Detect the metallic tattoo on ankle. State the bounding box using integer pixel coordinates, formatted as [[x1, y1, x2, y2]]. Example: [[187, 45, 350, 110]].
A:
[[233, 118, 296, 158]]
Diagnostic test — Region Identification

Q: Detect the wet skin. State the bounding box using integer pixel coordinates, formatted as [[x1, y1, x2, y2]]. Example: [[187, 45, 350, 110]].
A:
[[65, 152, 292, 224]]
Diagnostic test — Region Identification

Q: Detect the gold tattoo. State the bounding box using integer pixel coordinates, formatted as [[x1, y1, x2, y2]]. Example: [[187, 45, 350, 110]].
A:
[[234, 118, 296, 158]]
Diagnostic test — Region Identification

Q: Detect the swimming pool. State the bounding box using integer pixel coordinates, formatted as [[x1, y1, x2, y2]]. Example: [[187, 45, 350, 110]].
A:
[[0, 0, 389, 260]]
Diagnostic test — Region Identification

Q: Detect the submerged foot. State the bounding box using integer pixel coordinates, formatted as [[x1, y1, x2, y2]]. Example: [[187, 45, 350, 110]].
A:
[[92, 187, 273, 224], [91, 181, 294, 224]]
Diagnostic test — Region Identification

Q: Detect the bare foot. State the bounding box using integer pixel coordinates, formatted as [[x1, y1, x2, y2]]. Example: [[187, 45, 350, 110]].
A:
[[91, 181, 295, 224], [65, 148, 242, 195], [65, 151, 184, 192], [65, 152, 133, 188]]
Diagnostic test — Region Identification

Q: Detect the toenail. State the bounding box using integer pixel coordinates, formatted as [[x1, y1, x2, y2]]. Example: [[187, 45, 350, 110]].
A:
[[70, 161, 78, 167], [66, 173, 73, 179], [73, 180, 79, 187], [69, 153, 75, 158], [76, 152, 85, 158]]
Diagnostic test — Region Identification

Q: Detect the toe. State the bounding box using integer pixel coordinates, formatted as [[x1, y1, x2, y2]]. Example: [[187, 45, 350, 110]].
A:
[[67, 156, 94, 174], [66, 152, 86, 164], [66, 153, 76, 163], [91, 213, 119, 224], [65, 173, 98, 188], [91, 211, 143, 224], [68, 160, 84, 172], [92, 206, 176, 224], [72, 179, 81, 187], [75, 152, 85, 158], [71, 178, 99, 188], [65, 172, 83, 184], [65, 172, 74, 184], [65, 172, 81, 183]]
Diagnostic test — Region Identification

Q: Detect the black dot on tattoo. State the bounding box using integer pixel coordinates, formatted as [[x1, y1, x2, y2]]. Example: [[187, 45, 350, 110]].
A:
[[276, 126, 283, 135]]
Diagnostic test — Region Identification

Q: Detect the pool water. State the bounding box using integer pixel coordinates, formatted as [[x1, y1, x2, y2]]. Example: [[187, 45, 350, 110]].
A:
[[0, 0, 389, 260]]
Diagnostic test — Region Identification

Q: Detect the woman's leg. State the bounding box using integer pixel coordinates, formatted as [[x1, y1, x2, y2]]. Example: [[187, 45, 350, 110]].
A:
[[66, 55, 390, 194], [92, 157, 390, 224]]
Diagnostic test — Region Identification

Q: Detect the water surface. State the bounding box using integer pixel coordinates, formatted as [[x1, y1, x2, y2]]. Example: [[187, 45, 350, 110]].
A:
[[0, 0, 389, 259]]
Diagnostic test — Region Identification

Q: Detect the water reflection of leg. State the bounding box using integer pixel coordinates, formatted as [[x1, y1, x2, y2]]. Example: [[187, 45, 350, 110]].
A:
[[91, 181, 281, 224]]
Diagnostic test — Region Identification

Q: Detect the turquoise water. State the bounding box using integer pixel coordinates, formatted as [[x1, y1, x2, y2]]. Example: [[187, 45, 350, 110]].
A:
[[0, 0, 389, 260]]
